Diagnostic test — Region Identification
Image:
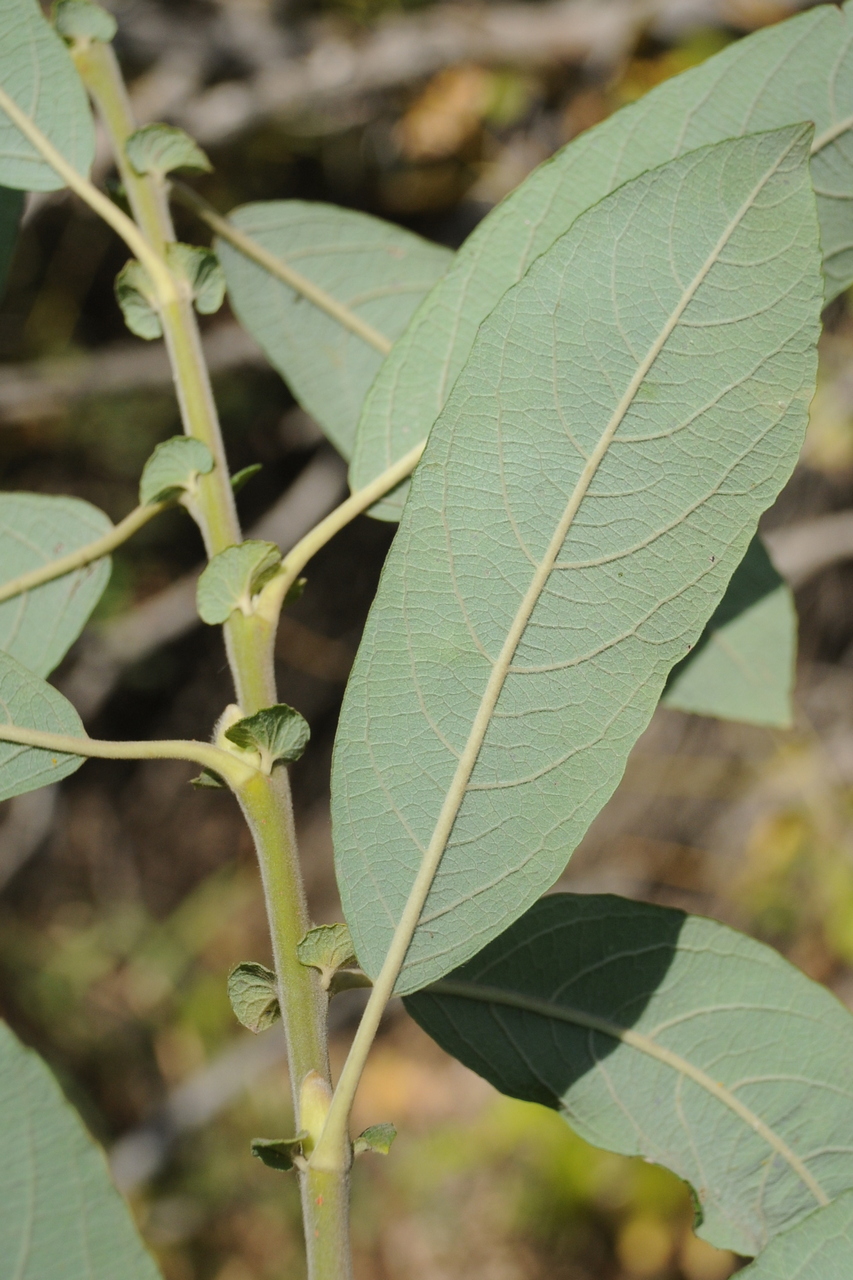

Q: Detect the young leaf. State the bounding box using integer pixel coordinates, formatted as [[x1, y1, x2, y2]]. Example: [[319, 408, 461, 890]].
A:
[[227, 961, 280, 1033], [224, 704, 310, 770], [0, 493, 112, 676], [231, 463, 262, 494], [251, 1134, 307, 1173], [196, 541, 282, 625], [0, 650, 86, 799], [737, 1189, 853, 1277], [139, 436, 215, 506], [52, 0, 117, 43], [662, 536, 796, 728], [167, 243, 225, 316], [0, 0, 95, 191], [296, 923, 357, 990], [125, 123, 211, 178], [332, 127, 823, 995], [115, 259, 160, 340], [0, 1020, 162, 1278], [217, 202, 452, 458], [406, 895, 853, 1257], [353, 1122, 396, 1156], [350, 1, 853, 520]]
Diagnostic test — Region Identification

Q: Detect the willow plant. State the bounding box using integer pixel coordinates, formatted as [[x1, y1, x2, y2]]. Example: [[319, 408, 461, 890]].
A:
[[2, 1, 853, 1276]]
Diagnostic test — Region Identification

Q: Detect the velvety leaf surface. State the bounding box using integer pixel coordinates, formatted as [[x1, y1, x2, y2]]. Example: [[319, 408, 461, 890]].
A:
[[0, 492, 112, 675], [227, 962, 280, 1033], [0, 0, 95, 190], [332, 128, 822, 994], [0, 1019, 162, 1278], [350, 1, 853, 519], [125, 123, 211, 176], [662, 536, 796, 728], [139, 436, 214, 506], [407, 895, 853, 1256], [738, 1191, 853, 1277], [0, 650, 85, 799], [196, 540, 281, 625], [217, 201, 452, 458]]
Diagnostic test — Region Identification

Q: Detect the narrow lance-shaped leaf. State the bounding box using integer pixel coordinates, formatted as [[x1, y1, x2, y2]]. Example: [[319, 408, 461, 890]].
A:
[[661, 535, 796, 728], [217, 202, 452, 458], [406, 895, 853, 1257], [350, 1, 853, 520], [0, 649, 85, 799], [737, 1190, 853, 1277], [331, 127, 823, 995], [0, 493, 112, 676], [0, 1019, 163, 1278], [0, 0, 95, 190]]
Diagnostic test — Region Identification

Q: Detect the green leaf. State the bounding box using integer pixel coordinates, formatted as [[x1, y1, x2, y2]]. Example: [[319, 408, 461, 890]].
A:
[[167, 243, 225, 316], [662, 536, 796, 728], [0, 1020, 162, 1278], [231, 463, 262, 494], [125, 123, 211, 177], [406, 894, 853, 1256], [0, 187, 22, 297], [139, 436, 214, 506], [737, 1190, 853, 1277], [0, 0, 95, 191], [0, 492, 112, 676], [226, 961, 280, 1033], [350, 1, 853, 520], [0, 650, 85, 800], [250, 1134, 307, 1173], [296, 923, 357, 990], [353, 1122, 396, 1156], [196, 540, 282, 625], [332, 127, 822, 995], [52, 0, 117, 43], [217, 202, 452, 458], [224, 703, 310, 770], [114, 259, 160, 340]]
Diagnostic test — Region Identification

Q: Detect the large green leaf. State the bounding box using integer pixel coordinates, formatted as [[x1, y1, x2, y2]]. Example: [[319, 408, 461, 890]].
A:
[[738, 1191, 853, 1277], [406, 895, 853, 1257], [0, 650, 85, 799], [331, 127, 822, 995], [350, 1, 853, 520], [661, 536, 796, 728], [0, 493, 112, 676], [0, 1019, 162, 1278], [0, 0, 95, 191], [0, 186, 22, 294], [217, 201, 452, 458]]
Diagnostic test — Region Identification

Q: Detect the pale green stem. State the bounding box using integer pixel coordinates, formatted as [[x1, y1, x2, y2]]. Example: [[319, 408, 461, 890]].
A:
[[171, 181, 392, 356], [0, 503, 165, 606], [0, 83, 176, 306], [0, 723, 254, 783]]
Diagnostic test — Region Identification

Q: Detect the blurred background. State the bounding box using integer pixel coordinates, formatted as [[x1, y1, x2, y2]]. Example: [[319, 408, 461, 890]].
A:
[[2, 0, 853, 1276]]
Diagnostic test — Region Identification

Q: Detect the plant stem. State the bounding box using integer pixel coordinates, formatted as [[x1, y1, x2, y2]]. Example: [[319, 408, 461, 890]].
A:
[[0, 503, 165, 605], [302, 1167, 353, 1280], [0, 724, 253, 781], [171, 180, 392, 356]]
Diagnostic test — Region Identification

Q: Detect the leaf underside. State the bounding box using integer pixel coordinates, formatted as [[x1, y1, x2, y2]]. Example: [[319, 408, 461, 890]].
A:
[[0, 650, 85, 800], [406, 894, 853, 1257], [331, 127, 823, 995], [0, 1019, 162, 1278], [349, 0, 853, 520], [0, 493, 112, 676], [217, 201, 452, 458], [737, 1190, 853, 1277], [0, 0, 95, 190]]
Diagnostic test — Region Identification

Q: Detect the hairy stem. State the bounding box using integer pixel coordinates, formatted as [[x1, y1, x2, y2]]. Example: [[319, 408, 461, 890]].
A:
[[0, 724, 253, 781], [171, 181, 392, 356], [0, 503, 165, 605]]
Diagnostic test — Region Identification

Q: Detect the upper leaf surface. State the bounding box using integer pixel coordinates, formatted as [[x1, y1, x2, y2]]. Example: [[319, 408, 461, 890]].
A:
[[350, 1, 853, 518], [406, 895, 853, 1257], [0, 493, 112, 676], [139, 436, 214, 506], [0, 0, 95, 191], [196, 540, 281, 625], [0, 1019, 162, 1278], [737, 1190, 853, 1277], [125, 123, 211, 177], [0, 648, 84, 800], [662, 535, 796, 728], [332, 127, 822, 995], [217, 201, 452, 458]]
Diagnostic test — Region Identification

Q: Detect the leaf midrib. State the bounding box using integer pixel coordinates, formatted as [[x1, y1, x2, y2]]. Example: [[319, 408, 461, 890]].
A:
[[383, 128, 808, 992], [428, 977, 829, 1207]]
